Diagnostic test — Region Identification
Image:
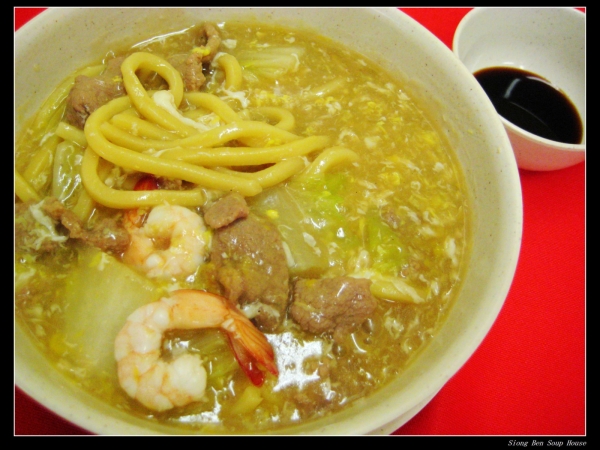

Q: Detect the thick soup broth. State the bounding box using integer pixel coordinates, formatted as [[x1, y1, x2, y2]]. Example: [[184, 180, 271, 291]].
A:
[[15, 21, 470, 433]]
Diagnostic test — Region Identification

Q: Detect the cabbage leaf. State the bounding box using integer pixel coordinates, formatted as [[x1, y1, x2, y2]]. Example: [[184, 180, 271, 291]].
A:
[[237, 46, 305, 80], [250, 173, 358, 277], [61, 247, 162, 378]]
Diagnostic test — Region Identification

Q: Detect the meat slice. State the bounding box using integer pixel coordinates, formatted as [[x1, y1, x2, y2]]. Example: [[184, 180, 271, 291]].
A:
[[204, 193, 249, 229], [196, 23, 221, 63], [64, 56, 126, 129], [290, 277, 377, 342], [210, 213, 289, 332], [167, 23, 222, 92], [15, 197, 130, 255], [15, 201, 65, 254], [42, 197, 130, 255], [168, 52, 207, 92]]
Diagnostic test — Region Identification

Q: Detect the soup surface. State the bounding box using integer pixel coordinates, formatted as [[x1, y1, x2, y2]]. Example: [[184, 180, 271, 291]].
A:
[[15, 21, 470, 433]]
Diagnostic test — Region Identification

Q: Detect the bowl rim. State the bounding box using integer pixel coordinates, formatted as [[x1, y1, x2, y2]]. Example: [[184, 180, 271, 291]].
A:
[[500, 115, 585, 152], [15, 6, 523, 435]]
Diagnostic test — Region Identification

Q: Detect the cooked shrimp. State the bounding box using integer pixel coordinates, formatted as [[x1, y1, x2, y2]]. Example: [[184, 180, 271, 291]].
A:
[[123, 203, 208, 280], [115, 289, 279, 411]]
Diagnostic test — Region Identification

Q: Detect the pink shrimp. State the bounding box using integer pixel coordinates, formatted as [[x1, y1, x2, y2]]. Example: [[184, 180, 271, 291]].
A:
[[122, 176, 209, 280], [114, 289, 278, 411]]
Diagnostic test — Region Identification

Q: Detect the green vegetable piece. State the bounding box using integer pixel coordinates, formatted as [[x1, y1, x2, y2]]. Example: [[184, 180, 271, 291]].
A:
[[251, 173, 367, 276], [188, 330, 238, 387], [52, 140, 84, 208], [365, 210, 407, 275], [237, 46, 306, 80]]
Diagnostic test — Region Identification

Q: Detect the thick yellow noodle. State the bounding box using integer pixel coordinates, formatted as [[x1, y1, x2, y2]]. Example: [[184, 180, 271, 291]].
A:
[[158, 135, 330, 166], [215, 54, 243, 90], [297, 147, 359, 178], [55, 121, 87, 148], [84, 96, 263, 195], [184, 92, 242, 123], [110, 113, 178, 141], [183, 88, 295, 147], [80, 51, 330, 208], [238, 107, 296, 131], [81, 149, 206, 209], [99, 120, 300, 152], [120, 52, 196, 137], [215, 157, 307, 188]]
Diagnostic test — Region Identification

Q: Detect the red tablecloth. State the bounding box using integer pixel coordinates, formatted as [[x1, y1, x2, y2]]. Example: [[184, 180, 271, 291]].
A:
[[14, 7, 586, 436]]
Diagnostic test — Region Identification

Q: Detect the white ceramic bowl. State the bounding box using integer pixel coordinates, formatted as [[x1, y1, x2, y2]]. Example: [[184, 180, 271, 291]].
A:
[[453, 7, 586, 171], [15, 7, 522, 435]]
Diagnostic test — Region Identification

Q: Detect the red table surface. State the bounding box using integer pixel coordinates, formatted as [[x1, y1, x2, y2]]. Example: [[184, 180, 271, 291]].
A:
[[14, 7, 586, 437]]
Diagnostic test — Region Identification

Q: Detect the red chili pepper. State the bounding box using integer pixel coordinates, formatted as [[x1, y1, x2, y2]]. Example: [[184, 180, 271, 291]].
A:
[[134, 175, 159, 191], [124, 175, 160, 228]]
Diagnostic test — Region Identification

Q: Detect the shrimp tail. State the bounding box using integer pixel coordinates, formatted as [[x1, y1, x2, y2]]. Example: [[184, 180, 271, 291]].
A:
[[227, 336, 268, 386], [115, 288, 277, 411], [226, 306, 279, 386], [171, 289, 279, 385]]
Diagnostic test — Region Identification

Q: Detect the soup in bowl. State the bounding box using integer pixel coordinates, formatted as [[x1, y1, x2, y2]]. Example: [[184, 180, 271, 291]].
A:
[[15, 7, 522, 434]]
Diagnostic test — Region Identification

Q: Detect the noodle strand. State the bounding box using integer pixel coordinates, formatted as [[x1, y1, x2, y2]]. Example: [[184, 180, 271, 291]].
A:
[[81, 149, 206, 209], [84, 96, 262, 197], [158, 135, 331, 166]]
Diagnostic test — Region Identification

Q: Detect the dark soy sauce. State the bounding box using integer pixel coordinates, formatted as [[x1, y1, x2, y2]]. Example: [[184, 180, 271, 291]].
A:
[[473, 67, 583, 144]]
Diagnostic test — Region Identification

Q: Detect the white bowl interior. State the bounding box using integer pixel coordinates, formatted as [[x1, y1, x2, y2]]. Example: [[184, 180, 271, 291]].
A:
[[15, 7, 523, 434]]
